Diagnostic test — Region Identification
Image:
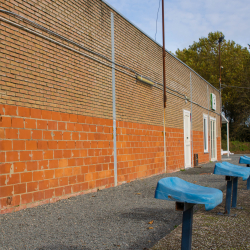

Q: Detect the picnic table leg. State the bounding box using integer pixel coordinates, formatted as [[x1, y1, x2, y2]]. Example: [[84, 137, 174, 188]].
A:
[[231, 177, 238, 208], [181, 205, 194, 250], [225, 176, 232, 214], [247, 165, 250, 190]]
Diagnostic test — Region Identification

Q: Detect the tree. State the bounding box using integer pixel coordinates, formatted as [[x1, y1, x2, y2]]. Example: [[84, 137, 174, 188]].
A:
[[175, 32, 250, 141]]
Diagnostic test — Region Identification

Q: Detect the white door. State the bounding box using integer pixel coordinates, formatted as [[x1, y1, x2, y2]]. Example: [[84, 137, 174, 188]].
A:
[[184, 110, 191, 168], [210, 118, 217, 161]]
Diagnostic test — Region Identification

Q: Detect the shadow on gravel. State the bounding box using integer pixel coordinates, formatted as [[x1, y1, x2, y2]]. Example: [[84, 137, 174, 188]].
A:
[[127, 221, 182, 250], [178, 167, 214, 175], [120, 208, 183, 249], [35, 246, 91, 250], [119, 207, 178, 223]]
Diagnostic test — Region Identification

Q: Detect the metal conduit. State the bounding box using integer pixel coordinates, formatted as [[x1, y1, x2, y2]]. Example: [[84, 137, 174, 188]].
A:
[[0, 12, 220, 116], [0, 9, 136, 73]]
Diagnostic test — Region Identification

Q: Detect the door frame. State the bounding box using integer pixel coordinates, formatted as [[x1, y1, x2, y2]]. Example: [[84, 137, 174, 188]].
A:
[[210, 116, 217, 161], [183, 110, 191, 168]]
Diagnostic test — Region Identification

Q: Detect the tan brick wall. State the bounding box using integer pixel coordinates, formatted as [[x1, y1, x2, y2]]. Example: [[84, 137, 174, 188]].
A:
[[0, 0, 220, 128]]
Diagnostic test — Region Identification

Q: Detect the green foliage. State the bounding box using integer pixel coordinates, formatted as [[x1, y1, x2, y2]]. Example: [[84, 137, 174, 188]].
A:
[[221, 140, 250, 153], [176, 32, 250, 141]]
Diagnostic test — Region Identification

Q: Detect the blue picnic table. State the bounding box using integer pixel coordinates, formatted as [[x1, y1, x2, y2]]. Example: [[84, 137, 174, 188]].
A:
[[155, 177, 223, 250], [214, 162, 250, 214], [239, 155, 250, 190]]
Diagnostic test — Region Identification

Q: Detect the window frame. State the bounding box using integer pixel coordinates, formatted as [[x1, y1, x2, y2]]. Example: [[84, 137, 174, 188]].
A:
[[203, 114, 208, 153]]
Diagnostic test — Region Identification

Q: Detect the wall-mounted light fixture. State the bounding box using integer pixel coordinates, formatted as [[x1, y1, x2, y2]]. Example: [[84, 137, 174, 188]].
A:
[[185, 95, 190, 104], [136, 75, 154, 86]]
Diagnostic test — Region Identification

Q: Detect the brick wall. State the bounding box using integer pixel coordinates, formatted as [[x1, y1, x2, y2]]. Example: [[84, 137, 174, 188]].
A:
[[193, 131, 210, 164], [0, 104, 188, 213], [0, 0, 222, 213], [166, 128, 185, 172], [117, 121, 165, 183], [0, 0, 221, 128], [0, 104, 114, 213], [217, 137, 222, 162]]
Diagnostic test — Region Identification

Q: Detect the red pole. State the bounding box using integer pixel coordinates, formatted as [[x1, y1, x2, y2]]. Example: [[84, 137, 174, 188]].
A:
[[162, 0, 167, 173], [162, 0, 167, 108]]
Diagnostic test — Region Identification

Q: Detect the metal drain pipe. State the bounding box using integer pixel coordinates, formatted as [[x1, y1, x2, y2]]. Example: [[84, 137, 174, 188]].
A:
[[111, 13, 117, 186]]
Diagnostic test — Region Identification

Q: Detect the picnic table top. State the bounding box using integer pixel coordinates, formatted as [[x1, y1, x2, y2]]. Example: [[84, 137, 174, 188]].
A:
[[214, 162, 250, 181], [239, 155, 250, 165], [155, 177, 223, 211]]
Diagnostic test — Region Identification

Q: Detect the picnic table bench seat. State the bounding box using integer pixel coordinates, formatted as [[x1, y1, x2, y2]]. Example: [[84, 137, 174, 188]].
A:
[[155, 177, 223, 210], [214, 162, 250, 181], [214, 162, 250, 214], [238, 156, 250, 190], [239, 155, 250, 165], [155, 177, 223, 250]]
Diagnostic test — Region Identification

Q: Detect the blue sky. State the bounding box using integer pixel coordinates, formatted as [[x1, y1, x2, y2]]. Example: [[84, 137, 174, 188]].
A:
[[104, 0, 250, 53]]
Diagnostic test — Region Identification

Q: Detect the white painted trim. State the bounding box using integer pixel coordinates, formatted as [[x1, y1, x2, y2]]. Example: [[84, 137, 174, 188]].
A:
[[203, 114, 208, 153], [210, 116, 217, 161], [183, 110, 191, 168]]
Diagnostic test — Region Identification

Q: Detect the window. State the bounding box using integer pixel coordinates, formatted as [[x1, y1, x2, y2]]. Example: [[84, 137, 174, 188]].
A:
[[203, 115, 208, 152]]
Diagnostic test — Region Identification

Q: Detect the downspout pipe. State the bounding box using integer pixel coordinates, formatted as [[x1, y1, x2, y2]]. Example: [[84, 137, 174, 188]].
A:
[[111, 13, 117, 186]]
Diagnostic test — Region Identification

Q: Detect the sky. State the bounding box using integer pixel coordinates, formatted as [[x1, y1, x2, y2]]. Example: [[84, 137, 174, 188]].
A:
[[104, 0, 250, 53]]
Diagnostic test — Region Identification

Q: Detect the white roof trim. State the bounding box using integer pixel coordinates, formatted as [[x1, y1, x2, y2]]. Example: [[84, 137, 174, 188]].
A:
[[221, 113, 229, 123]]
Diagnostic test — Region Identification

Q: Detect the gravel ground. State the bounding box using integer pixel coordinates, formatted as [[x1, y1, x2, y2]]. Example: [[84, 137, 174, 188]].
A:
[[0, 154, 248, 250]]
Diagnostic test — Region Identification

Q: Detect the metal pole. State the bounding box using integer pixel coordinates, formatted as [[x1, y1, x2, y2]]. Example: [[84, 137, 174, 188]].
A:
[[207, 85, 210, 161], [225, 177, 232, 214], [219, 41, 221, 90], [227, 122, 229, 157], [190, 72, 193, 168], [162, 0, 166, 109], [218, 37, 224, 128], [162, 0, 167, 173], [111, 13, 117, 186], [231, 177, 238, 208], [219, 41, 222, 128], [181, 206, 194, 250]]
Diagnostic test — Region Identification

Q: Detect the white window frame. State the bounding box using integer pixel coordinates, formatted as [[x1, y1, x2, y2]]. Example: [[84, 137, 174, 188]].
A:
[[203, 114, 208, 153], [210, 116, 217, 161]]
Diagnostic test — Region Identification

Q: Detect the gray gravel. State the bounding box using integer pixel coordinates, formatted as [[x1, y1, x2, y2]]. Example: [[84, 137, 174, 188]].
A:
[[0, 154, 247, 250]]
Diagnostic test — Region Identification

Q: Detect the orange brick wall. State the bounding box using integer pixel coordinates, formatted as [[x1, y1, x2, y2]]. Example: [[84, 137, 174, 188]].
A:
[[0, 104, 222, 213], [117, 121, 165, 183], [166, 128, 185, 172], [193, 131, 210, 164], [217, 137, 222, 162], [193, 131, 221, 165], [0, 104, 114, 213]]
